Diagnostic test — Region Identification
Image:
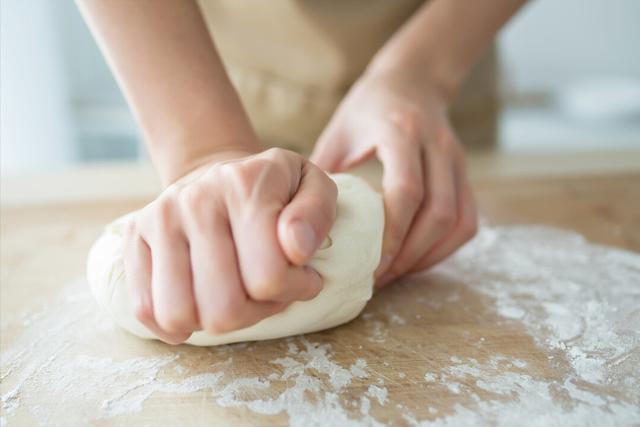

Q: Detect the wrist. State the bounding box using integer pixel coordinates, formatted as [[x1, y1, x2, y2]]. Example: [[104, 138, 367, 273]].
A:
[[367, 51, 463, 106], [141, 81, 262, 186], [172, 147, 257, 185], [360, 56, 453, 113], [147, 116, 262, 186], [155, 137, 260, 186]]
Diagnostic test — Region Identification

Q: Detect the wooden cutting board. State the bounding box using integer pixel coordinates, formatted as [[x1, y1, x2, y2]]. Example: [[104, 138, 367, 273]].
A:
[[1, 164, 639, 426]]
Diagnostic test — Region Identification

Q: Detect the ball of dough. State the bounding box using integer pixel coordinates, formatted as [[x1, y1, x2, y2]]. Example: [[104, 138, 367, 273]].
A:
[[87, 173, 384, 346]]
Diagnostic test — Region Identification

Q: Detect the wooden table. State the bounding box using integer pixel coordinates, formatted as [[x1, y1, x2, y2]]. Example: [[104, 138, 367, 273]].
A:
[[1, 151, 639, 426]]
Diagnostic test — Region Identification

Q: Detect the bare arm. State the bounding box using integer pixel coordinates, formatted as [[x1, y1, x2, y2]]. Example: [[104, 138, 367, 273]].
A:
[[78, 1, 340, 345], [77, 0, 259, 185], [369, 0, 527, 102], [312, 0, 526, 285]]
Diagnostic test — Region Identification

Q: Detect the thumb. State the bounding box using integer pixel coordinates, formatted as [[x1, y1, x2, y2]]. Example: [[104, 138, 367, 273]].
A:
[[277, 163, 338, 266]]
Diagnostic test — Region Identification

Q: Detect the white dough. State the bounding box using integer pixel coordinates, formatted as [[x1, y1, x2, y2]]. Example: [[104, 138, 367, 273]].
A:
[[87, 174, 384, 346]]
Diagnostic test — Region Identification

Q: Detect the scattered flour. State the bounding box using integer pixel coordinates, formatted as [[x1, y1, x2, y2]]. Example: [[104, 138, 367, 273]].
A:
[[384, 305, 407, 326], [350, 359, 369, 378], [498, 306, 526, 319], [366, 385, 388, 406], [366, 320, 388, 343], [439, 225, 640, 395], [1, 225, 639, 426], [424, 373, 437, 383]]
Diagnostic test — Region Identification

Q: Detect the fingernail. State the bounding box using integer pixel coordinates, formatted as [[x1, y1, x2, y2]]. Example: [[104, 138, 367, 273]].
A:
[[289, 220, 317, 259]]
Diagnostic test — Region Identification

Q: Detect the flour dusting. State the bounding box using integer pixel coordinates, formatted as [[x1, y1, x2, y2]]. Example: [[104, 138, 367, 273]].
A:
[[439, 225, 640, 396], [1, 225, 639, 426]]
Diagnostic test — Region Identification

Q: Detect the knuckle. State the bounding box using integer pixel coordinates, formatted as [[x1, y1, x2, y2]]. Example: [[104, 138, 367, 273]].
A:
[[201, 316, 236, 335], [219, 161, 259, 199], [436, 128, 459, 152], [216, 161, 239, 182], [263, 148, 298, 177], [155, 310, 193, 334], [200, 301, 242, 334], [152, 195, 175, 229], [201, 320, 231, 335], [388, 106, 423, 142], [206, 161, 226, 181], [217, 161, 245, 181], [248, 271, 288, 301], [179, 183, 210, 215], [263, 147, 289, 161], [397, 180, 423, 207], [430, 202, 456, 229]]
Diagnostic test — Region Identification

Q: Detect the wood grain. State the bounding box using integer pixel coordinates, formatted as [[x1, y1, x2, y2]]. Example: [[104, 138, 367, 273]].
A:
[[1, 167, 638, 426]]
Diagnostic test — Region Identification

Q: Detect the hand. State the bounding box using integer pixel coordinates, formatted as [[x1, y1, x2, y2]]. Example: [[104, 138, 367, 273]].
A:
[[311, 73, 477, 287], [123, 148, 338, 344]]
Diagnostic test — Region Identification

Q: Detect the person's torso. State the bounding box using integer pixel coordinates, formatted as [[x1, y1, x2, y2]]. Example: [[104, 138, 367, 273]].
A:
[[197, 0, 497, 150]]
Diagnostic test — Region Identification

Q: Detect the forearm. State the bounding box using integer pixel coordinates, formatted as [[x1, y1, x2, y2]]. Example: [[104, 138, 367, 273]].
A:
[[368, 0, 526, 102], [77, 0, 259, 185]]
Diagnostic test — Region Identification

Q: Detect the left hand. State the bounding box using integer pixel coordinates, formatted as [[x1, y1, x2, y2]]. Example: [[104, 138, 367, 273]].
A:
[[310, 72, 478, 287]]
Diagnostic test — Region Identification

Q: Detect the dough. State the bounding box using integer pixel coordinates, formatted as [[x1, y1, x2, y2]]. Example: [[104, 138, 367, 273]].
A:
[[87, 174, 384, 346]]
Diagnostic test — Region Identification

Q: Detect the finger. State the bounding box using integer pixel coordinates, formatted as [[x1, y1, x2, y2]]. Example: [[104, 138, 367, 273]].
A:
[[231, 163, 323, 303], [144, 218, 199, 335], [123, 222, 190, 345], [186, 208, 286, 334], [310, 121, 350, 172], [373, 125, 424, 279], [234, 200, 323, 302], [278, 162, 338, 266], [410, 152, 478, 272], [377, 141, 457, 287]]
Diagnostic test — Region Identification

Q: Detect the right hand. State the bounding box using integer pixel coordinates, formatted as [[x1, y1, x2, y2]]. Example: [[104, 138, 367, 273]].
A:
[[123, 148, 338, 344]]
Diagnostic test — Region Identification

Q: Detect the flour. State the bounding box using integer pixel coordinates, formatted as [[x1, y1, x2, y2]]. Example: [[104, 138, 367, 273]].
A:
[[406, 355, 639, 427], [366, 385, 388, 406], [366, 320, 388, 343], [1, 225, 639, 426], [350, 359, 369, 378], [424, 373, 437, 382], [439, 225, 640, 396]]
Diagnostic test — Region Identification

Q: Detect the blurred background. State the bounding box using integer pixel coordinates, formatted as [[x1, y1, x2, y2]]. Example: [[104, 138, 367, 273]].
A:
[[2, 0, 639, 178]]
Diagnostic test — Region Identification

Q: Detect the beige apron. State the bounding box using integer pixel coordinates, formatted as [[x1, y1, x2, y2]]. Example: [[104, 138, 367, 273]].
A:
[[197, 0, 497, 152]]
